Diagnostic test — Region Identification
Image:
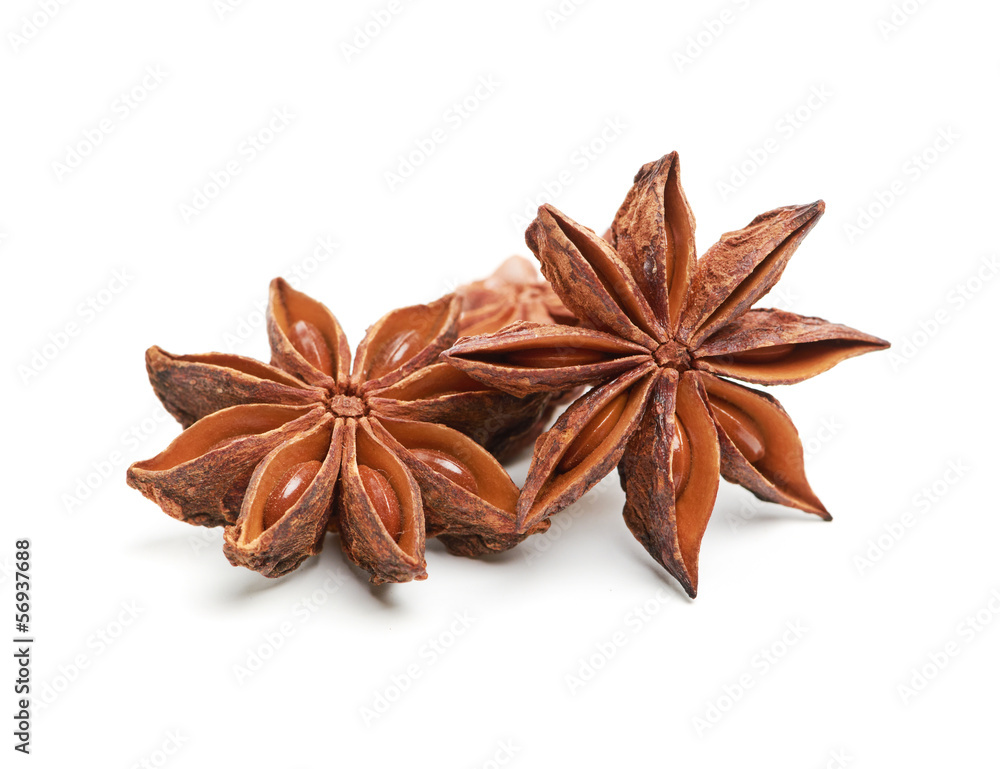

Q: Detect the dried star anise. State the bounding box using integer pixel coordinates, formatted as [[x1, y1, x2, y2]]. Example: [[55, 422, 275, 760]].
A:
[[453, 255, 582, 459], [127, 279, 545, 584], [444, 152, 890, 597], [456, 255, 578, 336]]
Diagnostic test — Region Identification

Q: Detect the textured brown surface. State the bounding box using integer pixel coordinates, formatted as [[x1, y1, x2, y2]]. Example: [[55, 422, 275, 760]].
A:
[[145, 347, 324, 427], [445, 322, 650, 397], [223, 418, 343, 577], [451, 256, 583, 460], [369, 363, 553, 461], [676, 202, 826, 348], [443, 151, 890, 597], [693, 308, 889, 385], [515, 363, 657, 530], [128, 278, 546, 584], [127, 405, 323, 528], [620, 372, 720, 597], [456, 255, 578, 336]]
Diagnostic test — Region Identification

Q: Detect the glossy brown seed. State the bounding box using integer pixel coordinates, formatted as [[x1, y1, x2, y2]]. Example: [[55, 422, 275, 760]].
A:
[[370, 330, 422, 380], [558, 391, 629, 473], [504, 347, 608, 368], [358, 465, 402, 542], [263, 460, 322, 530], [709, 397, 765, 464], [730, 343, 795, 364], [671, 420, 691, 495], [289, 320, 333, 375], [409, 448, 479, 494]]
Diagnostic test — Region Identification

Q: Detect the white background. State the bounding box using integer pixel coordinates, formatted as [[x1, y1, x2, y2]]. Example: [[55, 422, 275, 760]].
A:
[[3, 1, 998, 767]]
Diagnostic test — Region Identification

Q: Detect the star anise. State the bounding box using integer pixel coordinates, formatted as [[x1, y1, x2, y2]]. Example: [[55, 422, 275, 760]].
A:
[[127, 279, 545, 584], [453, 255, 582, 459], [456, 255, 578, 336], [443, 152, 890, 597]]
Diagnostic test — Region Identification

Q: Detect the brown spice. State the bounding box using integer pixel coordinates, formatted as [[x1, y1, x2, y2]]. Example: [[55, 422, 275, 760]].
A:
[[443, 152, 890, 597], [127, 279, 547, 584], [453, 255, 583, 459], [456, 255, 578, 336]]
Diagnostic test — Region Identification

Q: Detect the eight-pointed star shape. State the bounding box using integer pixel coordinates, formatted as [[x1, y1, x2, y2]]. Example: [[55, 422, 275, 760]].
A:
[[444, 153, 889, 597], [128, 279, 545, 584]]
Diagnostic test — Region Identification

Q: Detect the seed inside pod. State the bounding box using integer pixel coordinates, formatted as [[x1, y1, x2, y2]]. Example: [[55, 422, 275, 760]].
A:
[[209, 433, 250, 452], [671, 421, 691, 496], [263, 460, 323, 530], [289, 320, 334, 375], [709, 398, 765, 463], [730, 343, 795, 364], [504, 347, 608, 368], [358, 465, 402, 542], [370, 330, 423, 379], [409, 448, 479, 494], [557, 391, 629, 473]]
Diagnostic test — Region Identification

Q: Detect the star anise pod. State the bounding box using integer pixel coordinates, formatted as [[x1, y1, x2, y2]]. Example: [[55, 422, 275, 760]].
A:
[[127, 279, 544, 584], [444, 152, 890, 597], [456, 255, 578, 336], [452, 255, 582, 460]]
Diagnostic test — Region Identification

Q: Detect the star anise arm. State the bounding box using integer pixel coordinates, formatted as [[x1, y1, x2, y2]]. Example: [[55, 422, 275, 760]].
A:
[[367, 361, 553, 461], [126, 404, 325, 527], [539, 294, 579, 327], [699, 373, 828, 517], [268, 278, 351, 389], [144, 346, 325, 427], [223, 417, 341, 577], [457, 256, 526, 334], [517, 362, 659, 531], [693, 308, 890, 385], [369, 416, 533, 553], [337, 418, 427, 584], [619, 371, 721, 598], [677, 201, 825, 348], [456, 254, 577, 334], [611, 152, 697, 334], [353, 294, 462, 392], [466, 254, 540, 295], [457, 300, 518, 336], [442, 322, 651, 398], [526, 204, 665, 347]]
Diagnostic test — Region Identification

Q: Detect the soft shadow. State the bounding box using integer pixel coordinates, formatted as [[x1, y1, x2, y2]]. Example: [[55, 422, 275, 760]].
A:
[[205, 532, 410, 609], [131, 530, 218, 558], [642, 561, 696, 602], [746, 510, 831, 526], [425, 537, 533, 571], [366, 580, 402, 609], [708, 498, 830, 546], [223, 552, 324, 601]]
